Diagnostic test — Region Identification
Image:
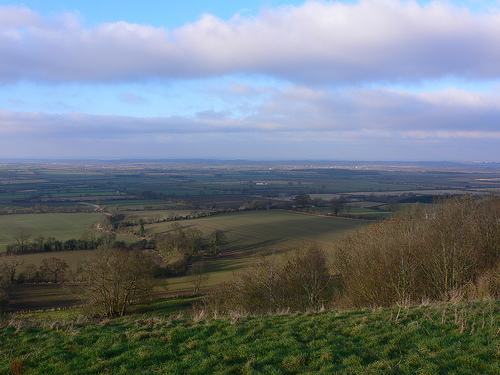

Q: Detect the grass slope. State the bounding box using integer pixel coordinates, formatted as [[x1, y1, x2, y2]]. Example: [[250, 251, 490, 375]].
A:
[[2, 301, 500, 374]]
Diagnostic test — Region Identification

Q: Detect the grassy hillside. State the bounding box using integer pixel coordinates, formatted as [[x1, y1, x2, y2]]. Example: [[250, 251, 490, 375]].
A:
[[2, 300, 500, 374]]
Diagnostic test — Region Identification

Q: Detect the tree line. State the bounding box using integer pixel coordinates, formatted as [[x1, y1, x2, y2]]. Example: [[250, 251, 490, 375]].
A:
[[0, 254, 71, 313], [6, 230, 114, 254]]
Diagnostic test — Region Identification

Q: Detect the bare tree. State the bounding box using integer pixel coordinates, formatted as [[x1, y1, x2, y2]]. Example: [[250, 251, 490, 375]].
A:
[[184, 227, 203, 257], [293, 194, 312, 208], [283, 243, 335, 310], [40, 257, 69, 283], [330, 197, 347, 216], [1, 254, 24, 283], [80, 229, 97, 249], [33, 235, 45, 253], [13, 228, 31, 253], [23, 264, 39, 283], [188, 261, 209, 293], [74, 248, 155, 317]]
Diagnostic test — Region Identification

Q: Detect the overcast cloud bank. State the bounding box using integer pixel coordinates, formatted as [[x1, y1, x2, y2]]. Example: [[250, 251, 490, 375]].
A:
[[0, 0, 499, 160]]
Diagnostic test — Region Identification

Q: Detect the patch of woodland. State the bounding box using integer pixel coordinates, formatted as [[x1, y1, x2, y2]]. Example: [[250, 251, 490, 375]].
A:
[[205, 195, 500, 315], [335, 195, 500, 308]]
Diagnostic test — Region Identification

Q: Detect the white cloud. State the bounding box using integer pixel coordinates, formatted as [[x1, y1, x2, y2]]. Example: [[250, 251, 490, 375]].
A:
[[2, 1, 500, 84]]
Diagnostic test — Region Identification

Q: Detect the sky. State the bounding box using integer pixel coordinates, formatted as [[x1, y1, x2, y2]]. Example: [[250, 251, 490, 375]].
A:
[[1, 0, 500, 161]]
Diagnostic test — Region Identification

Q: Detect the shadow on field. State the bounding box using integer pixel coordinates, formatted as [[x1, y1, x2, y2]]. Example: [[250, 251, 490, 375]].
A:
[[206, 240, 293, 275], [222, 239, 282, 257], [6, 283, 79, 312]]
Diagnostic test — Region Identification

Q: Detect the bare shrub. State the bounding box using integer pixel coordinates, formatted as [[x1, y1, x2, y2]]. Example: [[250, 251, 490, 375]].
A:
[[335, 204, 427, 307], [10, 358, 28, 375], [204, 243, 337, 314], [465, 264, 500, 301], [281, 243, 336, 310], [336, 195, 500, 308]]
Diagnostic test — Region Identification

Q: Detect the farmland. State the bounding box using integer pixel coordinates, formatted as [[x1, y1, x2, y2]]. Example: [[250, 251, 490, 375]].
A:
[[146, 210, 369, 295], [2, 160, 500, 313], [6, 210, 368, 309], [1, 160, 500, 215]]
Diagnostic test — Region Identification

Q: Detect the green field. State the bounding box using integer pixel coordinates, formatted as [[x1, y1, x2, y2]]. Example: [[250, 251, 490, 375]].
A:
[[148, 210, 368, 253], [0, 213, 103, 252], [146, 210, 370, 295], [2, 300, 500, 374]]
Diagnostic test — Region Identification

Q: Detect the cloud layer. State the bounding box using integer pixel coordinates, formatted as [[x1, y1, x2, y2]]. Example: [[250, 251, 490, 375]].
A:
[[1, 1, 500, 160], [2, 86, 499, 137], [2, 0, 500, 84]]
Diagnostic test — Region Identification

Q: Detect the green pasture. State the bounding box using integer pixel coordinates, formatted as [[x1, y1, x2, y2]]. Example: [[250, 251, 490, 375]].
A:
[[345, 201, 393, 217], [122, 210, 200, 220], [3, 301, 500, 374], [102, 199, 174, 210], [312, 200, 394, 218], [0, 213, 103, 251]]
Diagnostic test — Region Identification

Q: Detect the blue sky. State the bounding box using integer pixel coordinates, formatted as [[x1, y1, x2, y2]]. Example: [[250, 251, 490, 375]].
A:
[[12, 1, 309, 27], [1, 0, 500, 160]]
